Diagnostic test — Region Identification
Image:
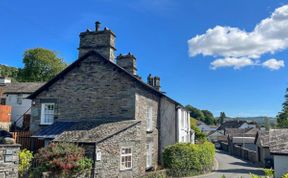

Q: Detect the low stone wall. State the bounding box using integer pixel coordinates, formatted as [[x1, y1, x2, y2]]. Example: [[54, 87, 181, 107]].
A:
[[220, 142, 228, 151], [140, 169, 170, 178], [0, 144, 20, 178], [232, 145, 257, 163]]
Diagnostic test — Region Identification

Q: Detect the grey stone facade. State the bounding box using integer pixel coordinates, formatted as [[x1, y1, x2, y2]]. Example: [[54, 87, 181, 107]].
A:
[[0, 144, 20, 178], [94, 123, 144, 178], [29, 22, 187, 178]]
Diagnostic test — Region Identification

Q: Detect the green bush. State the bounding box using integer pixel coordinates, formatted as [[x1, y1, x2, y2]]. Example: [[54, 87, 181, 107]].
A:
[[19, 149, 33, 177], [163, 142, 215, 177], [282, 173, 288, 178], [34, 142, 92, 177]]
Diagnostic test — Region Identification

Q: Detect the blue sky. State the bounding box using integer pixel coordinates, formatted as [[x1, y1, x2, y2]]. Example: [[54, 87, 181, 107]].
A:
[[1, 0, 288, 117]]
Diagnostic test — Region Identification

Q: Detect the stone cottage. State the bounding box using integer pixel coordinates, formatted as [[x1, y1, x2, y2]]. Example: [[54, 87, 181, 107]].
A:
[[28, 22, 193, 178]]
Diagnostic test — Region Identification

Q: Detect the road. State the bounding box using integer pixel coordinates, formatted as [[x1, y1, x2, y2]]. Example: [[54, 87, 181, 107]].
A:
[[198, 150, 264, 178]]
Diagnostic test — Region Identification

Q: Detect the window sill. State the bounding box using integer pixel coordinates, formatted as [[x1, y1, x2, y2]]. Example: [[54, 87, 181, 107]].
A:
[[146, 130, 153, 134], [120, 168, 132, 172]]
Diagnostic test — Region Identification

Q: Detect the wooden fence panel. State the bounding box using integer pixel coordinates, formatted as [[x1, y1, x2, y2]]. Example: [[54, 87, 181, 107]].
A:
[[12, 131, 44, 151]]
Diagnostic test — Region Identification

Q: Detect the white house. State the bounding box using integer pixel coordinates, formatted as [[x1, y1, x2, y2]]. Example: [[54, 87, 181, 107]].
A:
[[0, 82, 43, 127], [177, 107, 193, 143]]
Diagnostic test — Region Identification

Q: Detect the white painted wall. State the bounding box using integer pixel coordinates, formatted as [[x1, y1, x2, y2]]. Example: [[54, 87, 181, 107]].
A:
[[5, 94, 32, 126], [274, 155, 288, 178], [177, 108, 191, 143]]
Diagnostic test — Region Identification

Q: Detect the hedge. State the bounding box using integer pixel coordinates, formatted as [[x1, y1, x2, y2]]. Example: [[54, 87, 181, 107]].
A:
[[163, 142, 215, 177]]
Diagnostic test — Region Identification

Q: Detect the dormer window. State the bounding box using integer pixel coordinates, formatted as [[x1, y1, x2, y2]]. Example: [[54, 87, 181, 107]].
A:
[[40, 103, 55, 125]]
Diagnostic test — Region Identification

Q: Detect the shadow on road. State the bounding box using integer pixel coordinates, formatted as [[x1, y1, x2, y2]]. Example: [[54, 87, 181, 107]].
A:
[[215, 168, 264, 175], [230, 161, 255, 167]]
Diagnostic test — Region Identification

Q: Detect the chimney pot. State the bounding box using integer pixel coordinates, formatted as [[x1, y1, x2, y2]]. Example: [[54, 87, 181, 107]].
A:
[[95, 21, 101, 31]]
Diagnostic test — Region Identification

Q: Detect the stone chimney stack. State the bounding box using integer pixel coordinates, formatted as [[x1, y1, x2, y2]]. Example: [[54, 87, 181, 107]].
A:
[[78, 21, 116, 62], [116, 53, 137, 75], [147, 74, 160, 91]]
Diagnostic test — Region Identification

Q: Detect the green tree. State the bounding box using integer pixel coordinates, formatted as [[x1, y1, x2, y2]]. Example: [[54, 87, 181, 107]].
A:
[[218, 112, 226, 125], [17, 48, 67, 82], [185, 105, 205, 121], [202, 110, 216, 125], [0, 65, 19, 81], [277, 88, 288, 128]]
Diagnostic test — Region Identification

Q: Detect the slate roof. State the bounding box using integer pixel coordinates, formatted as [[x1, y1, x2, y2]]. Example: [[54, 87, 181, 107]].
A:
[[225, 128, 258, 137], [1, 82, 44, 94], [33, 120, 141, 143], [53, 120, 141, 143], [265, 129, 288, 155], [218, 120, 259, 131], [255, 130, 270, 147], [27, 51, 184, 108], [218, 120, 247, 130]]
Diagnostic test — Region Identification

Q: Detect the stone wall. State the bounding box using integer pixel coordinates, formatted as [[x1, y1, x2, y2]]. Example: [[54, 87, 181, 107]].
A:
[[30, 54, 137, 133], [94, 123, 145, 178], [135, 90, 159, 169], [0, 144, 20, 178]]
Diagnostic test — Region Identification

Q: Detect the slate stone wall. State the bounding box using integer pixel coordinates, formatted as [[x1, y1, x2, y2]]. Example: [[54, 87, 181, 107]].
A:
[[30, 45, 162, 174], [135, 91, 159, 169], [30, 55, 137, 133], [94, 123, 145, 178], [0, 144, 20, 178]]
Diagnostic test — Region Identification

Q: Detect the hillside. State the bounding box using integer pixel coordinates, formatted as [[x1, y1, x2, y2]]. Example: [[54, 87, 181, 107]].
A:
[[226, 116, 276, 126]]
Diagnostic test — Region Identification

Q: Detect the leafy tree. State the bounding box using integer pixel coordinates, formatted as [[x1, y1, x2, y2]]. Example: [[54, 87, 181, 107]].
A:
[[17, 48, 67, 82], [277, 88, 288, 128], [0, 65, 19, 81], [202, 110, 216, 125], [218, 112, 226, 125], [185, 105, 217, 125], [185, 105, 205, 121]]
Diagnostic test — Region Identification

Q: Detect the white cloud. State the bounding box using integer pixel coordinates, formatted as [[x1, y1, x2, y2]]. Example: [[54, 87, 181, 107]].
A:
[[211, 57, 255, 70], [188, 4, 288, 70], [262, 58, 285, 70]]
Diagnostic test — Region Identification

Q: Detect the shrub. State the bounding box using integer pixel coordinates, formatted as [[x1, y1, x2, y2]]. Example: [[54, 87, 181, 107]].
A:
[[264, 168, 274, 178], [34, 142, 92, 177], [163, 142, 215, 177], [282, 173, 288, 178], [19, 149, 33, 177]]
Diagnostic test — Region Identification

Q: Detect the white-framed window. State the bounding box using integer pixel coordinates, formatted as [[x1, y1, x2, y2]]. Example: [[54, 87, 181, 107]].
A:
[[146, 142, 153, 168], [40, 103, 55, 125], [146, 106, 153, 131], [120, 147, 132, 170]]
